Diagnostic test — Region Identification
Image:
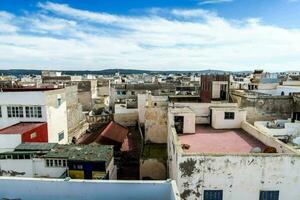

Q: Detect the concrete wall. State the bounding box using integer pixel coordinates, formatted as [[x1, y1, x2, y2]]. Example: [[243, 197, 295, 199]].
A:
[[212, 81, 228, 99], [45, 90, 68, 144], [0, 178, 180, 200], [211, 108, 247, 129], [231, 91, 293, 124], [78, 91, 92, 111], [257, 83, 279, 90], [114, 106, 138, 126], [168, 122, 300, 200], [140, 159, 167, 180], [145, 96, 169, 143], [177, 154, 300, 200], [283, 81, 300, 86], [64, 86, 87, 141], [241, 122, 297, 154], [138, 94, 147, 124], [98, 86, 110, 96], [254, 121, 300, 137], [0, 158, 65, 178], [172, 103, 238, 125], [171, 112, 195, 134]]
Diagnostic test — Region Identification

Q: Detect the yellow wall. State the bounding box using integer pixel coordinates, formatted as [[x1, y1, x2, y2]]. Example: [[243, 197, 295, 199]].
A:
[[92, 171, 106, 179], [69, 170, 84, 179]]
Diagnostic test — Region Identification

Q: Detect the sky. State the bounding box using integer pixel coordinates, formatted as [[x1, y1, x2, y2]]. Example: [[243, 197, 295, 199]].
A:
[[1, 0, 300, 71]]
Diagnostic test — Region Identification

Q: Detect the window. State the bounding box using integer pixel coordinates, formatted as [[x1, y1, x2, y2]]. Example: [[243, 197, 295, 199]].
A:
[[58, 131, 64, 141], [117, 91, 126, 95], [259, 191, 279, 200], [7, 106, 24, 118], [57, 98, 62, 107], [0, 154, 31, 160], [131, 91, 135, 95], [62, 160, 67, 167], [46, 159, 67, 167], [224, 112, 235, 120], [30, 132, 37, 139], [25, 106, 42, 118], [49, 159, 53, 167], [0, 106, 2, 117], [204, 190, 223, 200]]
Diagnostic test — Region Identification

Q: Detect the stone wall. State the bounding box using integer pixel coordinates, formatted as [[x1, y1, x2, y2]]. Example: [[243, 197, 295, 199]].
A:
[[144, 96, 169, 143], [231, 91, 293, 124]]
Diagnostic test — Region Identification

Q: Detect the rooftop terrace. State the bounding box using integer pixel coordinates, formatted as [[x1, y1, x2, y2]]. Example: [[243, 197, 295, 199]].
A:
[[179, 125, 267, 154]]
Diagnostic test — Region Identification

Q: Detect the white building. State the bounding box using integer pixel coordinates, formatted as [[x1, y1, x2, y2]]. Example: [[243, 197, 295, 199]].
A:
[[167, 103, 300, 200], [0, 143, 116, 180], [0, 87, 86, 144]]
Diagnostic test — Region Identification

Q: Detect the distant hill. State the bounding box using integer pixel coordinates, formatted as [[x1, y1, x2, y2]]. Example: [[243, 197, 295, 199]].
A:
[[0, 69, 251, 76]]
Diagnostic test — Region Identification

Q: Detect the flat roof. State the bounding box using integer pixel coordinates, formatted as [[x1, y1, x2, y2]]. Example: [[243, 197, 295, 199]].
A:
[[0, 178, 179, 200], [179, 125, 267, 154], [0, 122, 46, 135], [1, 88, 57, 92]]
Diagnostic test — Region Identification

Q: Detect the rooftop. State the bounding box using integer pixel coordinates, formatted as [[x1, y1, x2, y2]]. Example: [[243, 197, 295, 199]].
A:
[[15, 143, 57, 151], [179, 125, 267, 154], [255, 86, 300, 96], [0, 178, 179, 200], [101, 121, 128, 143], [0, 122, 46, 135], [1, 88, 57, 92], [44, 144, 113, 162]]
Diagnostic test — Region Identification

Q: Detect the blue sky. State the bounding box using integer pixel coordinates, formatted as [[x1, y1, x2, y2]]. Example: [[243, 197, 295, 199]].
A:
[[0, 0, 300, 71]]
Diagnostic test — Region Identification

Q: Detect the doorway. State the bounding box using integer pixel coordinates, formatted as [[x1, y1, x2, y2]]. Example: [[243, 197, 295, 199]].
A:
[[174, 116, 184, 134]]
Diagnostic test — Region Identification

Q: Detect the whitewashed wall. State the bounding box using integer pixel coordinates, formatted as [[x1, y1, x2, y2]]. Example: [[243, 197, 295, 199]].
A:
[[45, 92, 68, 144], [177, 154, 300, 200], [172, 103, 238, 124], [0, 92, 47, 129], [0, 134, 22, 152], [168, 118, 300, 200], [211, 108, 246, 129], [0, 158, 65, 178]]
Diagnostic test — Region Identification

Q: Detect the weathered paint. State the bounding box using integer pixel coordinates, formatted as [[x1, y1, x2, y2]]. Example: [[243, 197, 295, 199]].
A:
[[168, 107, 300, 200]]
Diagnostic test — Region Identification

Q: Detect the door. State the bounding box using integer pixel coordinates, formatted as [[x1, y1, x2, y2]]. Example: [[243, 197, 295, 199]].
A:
[[174, 116, 184, 134]]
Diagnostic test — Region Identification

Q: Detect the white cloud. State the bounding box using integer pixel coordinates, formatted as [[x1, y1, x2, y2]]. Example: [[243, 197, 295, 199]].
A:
[[0, 11, 18, 33], [0, 2, 299, 71], [198, 0, 234, 5]]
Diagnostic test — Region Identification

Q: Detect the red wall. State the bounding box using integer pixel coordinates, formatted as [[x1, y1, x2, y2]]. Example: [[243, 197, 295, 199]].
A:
[[21, 123, 48, 143]]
